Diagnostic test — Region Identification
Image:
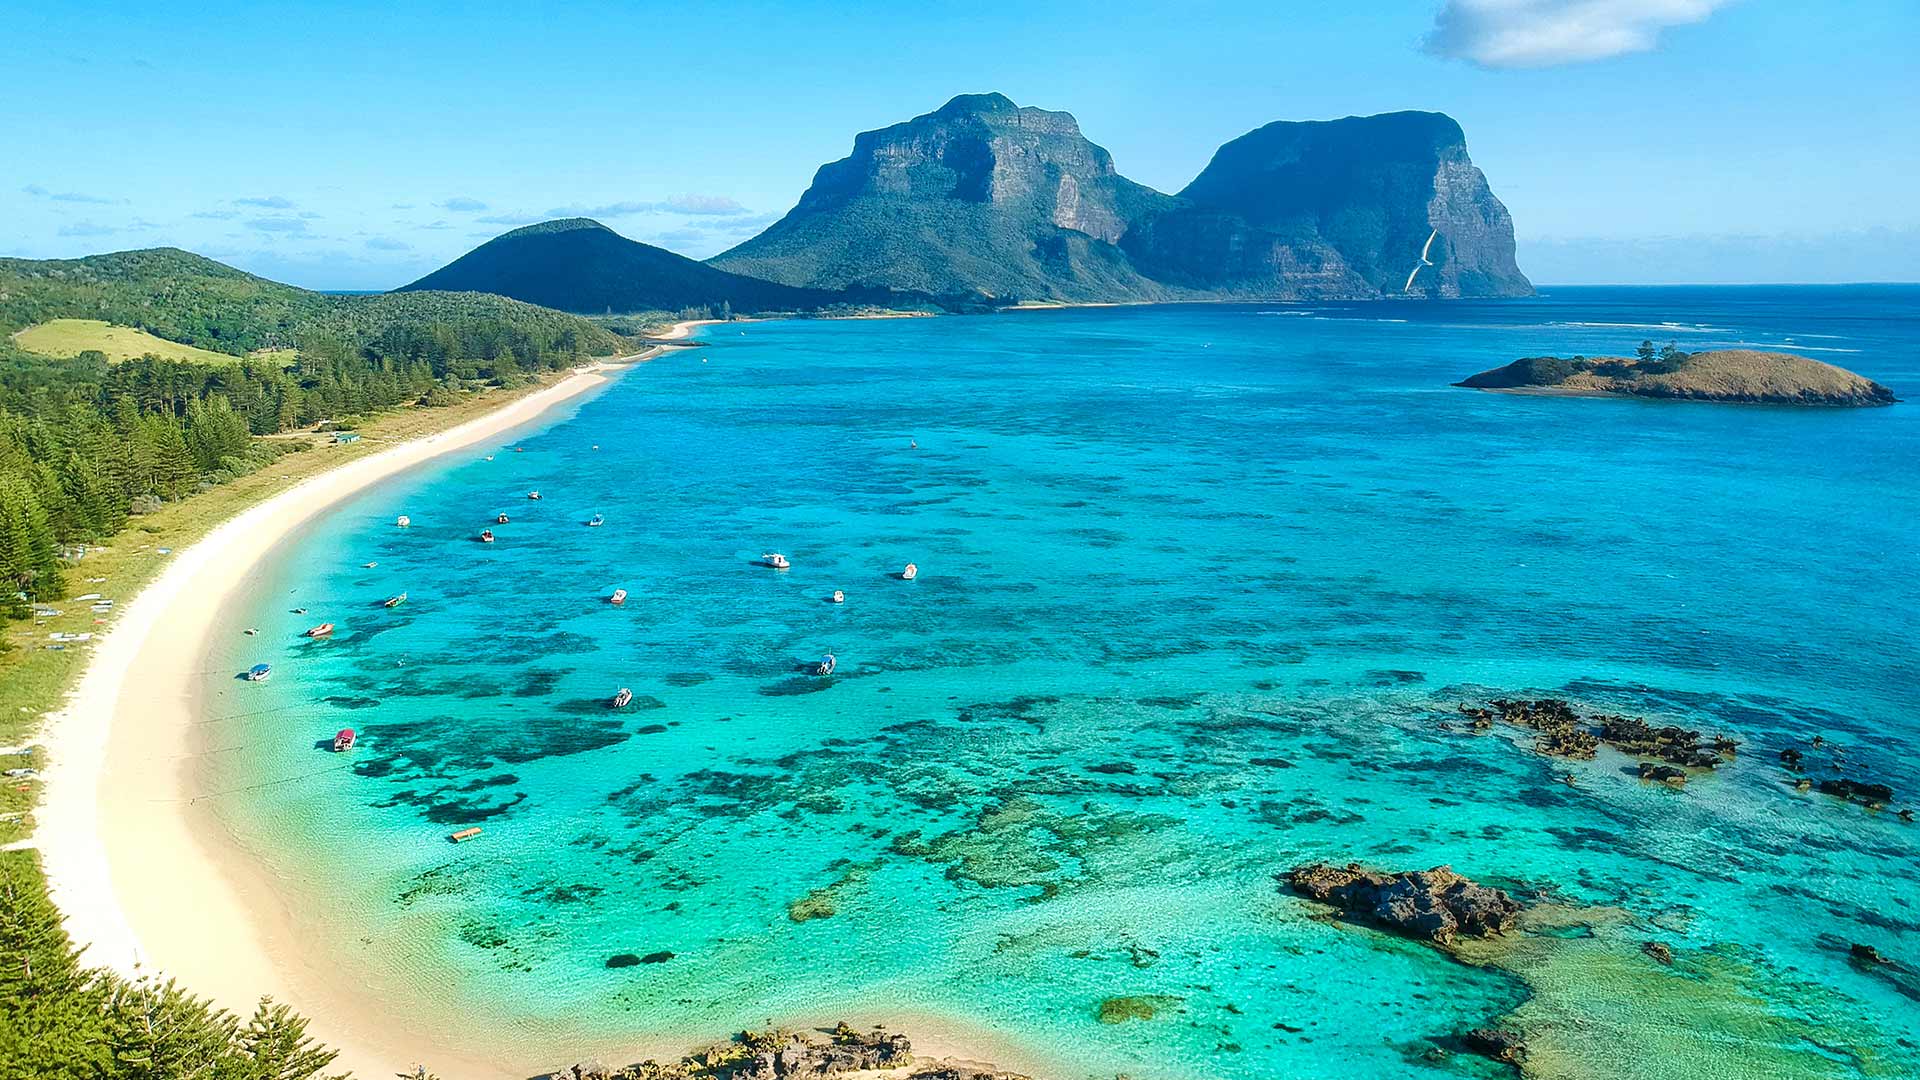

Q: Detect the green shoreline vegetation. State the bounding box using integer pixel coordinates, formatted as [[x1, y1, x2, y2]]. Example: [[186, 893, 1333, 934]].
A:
[[0, 247, 662, 1078]]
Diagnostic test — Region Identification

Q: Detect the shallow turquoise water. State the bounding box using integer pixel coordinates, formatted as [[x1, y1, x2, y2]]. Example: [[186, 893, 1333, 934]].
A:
[[206, 289, 1920, 1078]]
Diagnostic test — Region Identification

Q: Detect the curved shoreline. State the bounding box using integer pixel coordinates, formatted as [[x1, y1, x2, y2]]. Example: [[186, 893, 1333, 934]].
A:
[[36, 355, 647, 1078]]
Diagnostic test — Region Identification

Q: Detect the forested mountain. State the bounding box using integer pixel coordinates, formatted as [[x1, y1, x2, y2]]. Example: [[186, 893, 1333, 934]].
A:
[[398, 218, 855, 314], [709, 94, 1532, 303], [0, 248, 625, 614], [710, 93, 1179, 303], [1123, 112, 1531, 299]]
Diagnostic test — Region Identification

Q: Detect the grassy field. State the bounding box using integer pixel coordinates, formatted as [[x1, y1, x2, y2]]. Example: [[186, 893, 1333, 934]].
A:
[[12, 318, 247, 364], [0, 372, 595, 846]]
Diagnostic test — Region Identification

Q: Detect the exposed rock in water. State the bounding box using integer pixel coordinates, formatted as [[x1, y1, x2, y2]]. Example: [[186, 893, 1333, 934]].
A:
[[1642, 941, 1675, 965], [1463, 1027, 1529, 1066], [540, 1025, 1010, 1080], [604, 953, 641, 969], [1456, 349, 1897, 407], [1817, 778, 1897, 807], [1637, 762, 1688, 785], [1458, 698, 1736, 775], [1851, 943, 1892, 966], [1284, 862, 1521, 945]]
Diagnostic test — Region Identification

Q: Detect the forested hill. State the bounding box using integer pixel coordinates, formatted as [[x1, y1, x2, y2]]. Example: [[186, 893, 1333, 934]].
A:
[[397, 218, 858, 315], [0, 247, 623, 357], [0, 247, 627, 616]]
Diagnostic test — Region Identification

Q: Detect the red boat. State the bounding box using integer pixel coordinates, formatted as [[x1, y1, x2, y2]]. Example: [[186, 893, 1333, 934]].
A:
[[305, 622, 334, 638], [480, 529, 495, 543], [332, 728, 356, 752]]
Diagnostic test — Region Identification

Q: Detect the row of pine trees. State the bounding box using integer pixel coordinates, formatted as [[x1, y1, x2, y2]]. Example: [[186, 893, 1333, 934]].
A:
[[0, 318, 591, 619]]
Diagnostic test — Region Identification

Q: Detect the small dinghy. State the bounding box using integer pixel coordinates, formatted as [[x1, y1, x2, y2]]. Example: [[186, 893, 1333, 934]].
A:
[[363, 561, 377, 568], [496, 513, 510, 524], [479, 529, 495, 543], [813, 653, 837, 677], [332, 727, 357, 752], [305, 622, 334, 638], [587, 514, 605, 527], [761, 552, 791, 569], [831, 590, 845, 604], [449, 827, 483, 843], [611, 687, 634, 709], [396, 515, 411, 528], [244, 663, 272, 682], [900, 562, 919, 581], [610, 588, 628, 605], [527, 490, 542, 500], [383, 592, 407, 609]]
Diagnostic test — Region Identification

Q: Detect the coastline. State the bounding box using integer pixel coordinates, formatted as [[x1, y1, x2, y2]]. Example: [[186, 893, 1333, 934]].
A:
[[34, 348, 654, 1078]]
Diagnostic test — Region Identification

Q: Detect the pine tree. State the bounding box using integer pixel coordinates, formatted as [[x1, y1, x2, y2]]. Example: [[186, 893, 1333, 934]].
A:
[[234, 998, 342, 1080], [0, 474, 64, 606]]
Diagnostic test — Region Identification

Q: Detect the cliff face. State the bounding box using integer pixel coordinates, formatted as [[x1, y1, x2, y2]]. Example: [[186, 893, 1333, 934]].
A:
[[1126, 112, 1532, 299], [710, 94, 1178, 303], [711, 96, 1532, 303]]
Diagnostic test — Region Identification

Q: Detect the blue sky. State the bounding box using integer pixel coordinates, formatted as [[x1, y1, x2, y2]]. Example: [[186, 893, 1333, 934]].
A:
[[6, 1, 1917, 289]]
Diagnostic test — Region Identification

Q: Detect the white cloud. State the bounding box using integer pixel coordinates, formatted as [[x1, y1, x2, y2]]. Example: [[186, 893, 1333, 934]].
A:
[[235, 195, 296, 208], [439, 196, 488, 212], [1424, 0, 1733, 69]]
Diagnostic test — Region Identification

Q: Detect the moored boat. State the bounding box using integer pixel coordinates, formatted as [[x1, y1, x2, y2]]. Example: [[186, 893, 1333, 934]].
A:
[[480, 529, 495, 543], [610, 588, 628, 605], [762, 552, 790, 569], [900, 562, 919, 581], [813, 653, 837, 677], [612, 687, 633, 708], [244, 663, 271, 682], [383, 592, 407, 608], [527, 490, 542, 500], [496, 512, 510, 524], [305, 622, 334, 638], [449, 827, 483, 843], [396, 515, 410, 528], [332, 727, 356, 752], [831, 590, 845, 604], [587, 514, 605, 527]]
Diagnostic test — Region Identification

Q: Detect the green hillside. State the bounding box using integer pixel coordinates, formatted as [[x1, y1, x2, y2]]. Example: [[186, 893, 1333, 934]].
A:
[[12, 319, 245, 364], [398, 218, 855, 315]]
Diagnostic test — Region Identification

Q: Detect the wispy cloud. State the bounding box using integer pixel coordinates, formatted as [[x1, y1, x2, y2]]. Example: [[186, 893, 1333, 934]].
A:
[[439, 196, 488, 212], [475, 211, 546, 226], [1423, 0, 1733, 69], [364, 236, 411, 251], [22, 183, 119, 204], [245, 216, 309, 234], [235, 195, 296, 209], [545, 200, 655, 218], [661, 194, 749, 216], [57, 221, 119, 238], [190, 209, 240, 220]]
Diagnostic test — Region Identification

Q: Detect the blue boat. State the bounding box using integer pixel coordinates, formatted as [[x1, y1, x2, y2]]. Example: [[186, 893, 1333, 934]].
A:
[[244, 663, 272, 682]]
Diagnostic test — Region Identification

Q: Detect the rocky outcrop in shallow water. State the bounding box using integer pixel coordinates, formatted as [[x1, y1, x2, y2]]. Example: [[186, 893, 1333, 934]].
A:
[[1463, 1027, 1529, 1067], [1284, 863, 1521, 945], [542, 1025, 1024, 1080], [1459, 698, 1736, 773]]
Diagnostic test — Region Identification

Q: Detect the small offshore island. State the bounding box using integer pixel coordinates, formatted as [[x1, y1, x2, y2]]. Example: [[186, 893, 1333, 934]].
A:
[[1457, 347, 1898, 406]]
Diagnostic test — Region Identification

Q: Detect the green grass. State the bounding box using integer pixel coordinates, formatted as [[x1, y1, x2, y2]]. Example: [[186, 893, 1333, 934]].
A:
[[11, 318, 244, 364], [0, 373, 593, 847]]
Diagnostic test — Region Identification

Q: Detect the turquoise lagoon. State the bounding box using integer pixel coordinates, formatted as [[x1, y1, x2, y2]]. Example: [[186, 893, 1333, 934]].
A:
[[206, 288, 1920, 1079]]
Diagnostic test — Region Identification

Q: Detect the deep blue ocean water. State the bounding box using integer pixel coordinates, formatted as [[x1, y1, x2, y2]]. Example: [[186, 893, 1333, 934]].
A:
[[205, 287, 1920, 1079]]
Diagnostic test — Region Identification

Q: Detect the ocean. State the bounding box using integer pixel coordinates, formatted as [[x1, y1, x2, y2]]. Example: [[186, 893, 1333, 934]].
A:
[[206, 287, 1920, 1079]]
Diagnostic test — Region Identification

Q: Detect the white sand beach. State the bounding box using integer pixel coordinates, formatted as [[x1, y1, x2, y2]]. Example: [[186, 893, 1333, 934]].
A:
[[33, 354, 648, 1078]]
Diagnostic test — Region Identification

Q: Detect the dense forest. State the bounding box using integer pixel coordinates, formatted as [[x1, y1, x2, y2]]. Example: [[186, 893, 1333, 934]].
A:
[[0, 247, 629, 616]]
